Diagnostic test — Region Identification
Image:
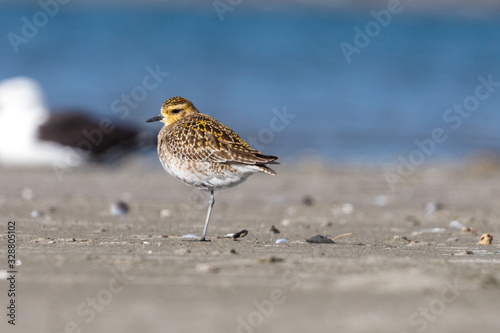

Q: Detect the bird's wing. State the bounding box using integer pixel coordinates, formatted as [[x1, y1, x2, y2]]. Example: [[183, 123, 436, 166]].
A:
[[166, 115, 278, 165]]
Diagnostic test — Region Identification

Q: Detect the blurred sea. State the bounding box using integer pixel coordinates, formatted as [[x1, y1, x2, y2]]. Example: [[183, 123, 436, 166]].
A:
[[1, 2, 500, 164]]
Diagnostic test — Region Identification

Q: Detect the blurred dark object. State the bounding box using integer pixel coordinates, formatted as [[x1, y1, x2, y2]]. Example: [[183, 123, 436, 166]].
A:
[[269, 225, 280, 234], [38, 109, 155, 161], [306, 235, 335, 244], [302, 195, 314, 206]]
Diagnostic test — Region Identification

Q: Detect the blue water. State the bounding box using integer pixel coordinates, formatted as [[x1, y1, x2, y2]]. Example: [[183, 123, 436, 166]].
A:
[[1, 2, 500, 164]]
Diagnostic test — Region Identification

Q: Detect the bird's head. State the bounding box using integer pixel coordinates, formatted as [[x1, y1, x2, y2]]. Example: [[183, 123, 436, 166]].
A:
[[146, 96, 199, 126]]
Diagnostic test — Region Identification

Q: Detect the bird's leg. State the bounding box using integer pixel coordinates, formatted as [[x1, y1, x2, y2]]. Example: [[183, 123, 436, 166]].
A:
[[200, 190, 214, 241]]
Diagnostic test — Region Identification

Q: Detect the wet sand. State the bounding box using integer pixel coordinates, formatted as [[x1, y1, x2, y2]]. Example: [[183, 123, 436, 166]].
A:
[[1, 157, 500, 333]]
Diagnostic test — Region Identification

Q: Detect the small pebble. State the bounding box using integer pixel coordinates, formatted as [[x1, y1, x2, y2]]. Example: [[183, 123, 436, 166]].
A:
[[478, 233, 493, 245], [181, 234, 198, 239], [22, 187, 34, 200], [461, 227, 477, 234], [30, 210, 40, 218], [174, 248, 190, 255], [374, 195, 389, 207], [453, 250, 474, 256], [281, 219, 291, 226], [341, 203, 354, 215], [275, 238, 288, 244], [449, 221, 464, 230], [110, 201, 129, 216], [269, 225, 280, 234], [420, 228, 446, 234], [232, 229, 248, 240], [392, 235, 411, 243], [222, 230, 248, 240], [405, 215, 421, 227], [160, 209, 171, 218], [306, 235, 334, 244], [258, 256, 284, 264], [407, 241, 431, 246], [424, 202, 444, 215], [302, 195, 314, 206], [196, 263, 219, 273]]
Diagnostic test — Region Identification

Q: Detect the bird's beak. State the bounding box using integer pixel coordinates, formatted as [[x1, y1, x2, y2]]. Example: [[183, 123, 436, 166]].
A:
[[146, 115, 163, 123]]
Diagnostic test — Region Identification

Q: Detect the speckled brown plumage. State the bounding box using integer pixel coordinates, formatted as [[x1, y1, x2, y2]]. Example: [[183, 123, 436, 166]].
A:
[[151, 96, 277, 189], [160, 113, 277, 174], [146, 96, 279, 240]]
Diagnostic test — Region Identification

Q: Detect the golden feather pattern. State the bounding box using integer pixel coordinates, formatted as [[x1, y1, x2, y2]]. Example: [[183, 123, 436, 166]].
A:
[[147, 96, 279, 240], [159, 113, 278, 176]]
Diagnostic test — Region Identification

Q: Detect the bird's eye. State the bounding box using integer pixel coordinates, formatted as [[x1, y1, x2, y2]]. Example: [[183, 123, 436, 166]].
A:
[[171, 108, 182, 114]]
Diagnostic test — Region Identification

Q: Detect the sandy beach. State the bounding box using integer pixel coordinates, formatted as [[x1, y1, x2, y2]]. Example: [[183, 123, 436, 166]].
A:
[[1, 157, 500, 333]]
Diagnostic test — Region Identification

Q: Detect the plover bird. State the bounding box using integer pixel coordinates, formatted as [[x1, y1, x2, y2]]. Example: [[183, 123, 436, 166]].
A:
[[147, 97, 278, 241], [0, 77, 143, 166]]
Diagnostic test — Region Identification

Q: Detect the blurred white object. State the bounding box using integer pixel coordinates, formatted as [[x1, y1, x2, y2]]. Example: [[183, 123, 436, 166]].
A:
[[0, 77, 68, 166], [374, 195, 389, 207], [449, 221, 464, 230], [110, 201, 129, 216], [424, 202, 444, 220], [181, 234, 198, 239], [341, 203, 354, 215], [275, 238, 288, 244], [420, 228, 446, 233]]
